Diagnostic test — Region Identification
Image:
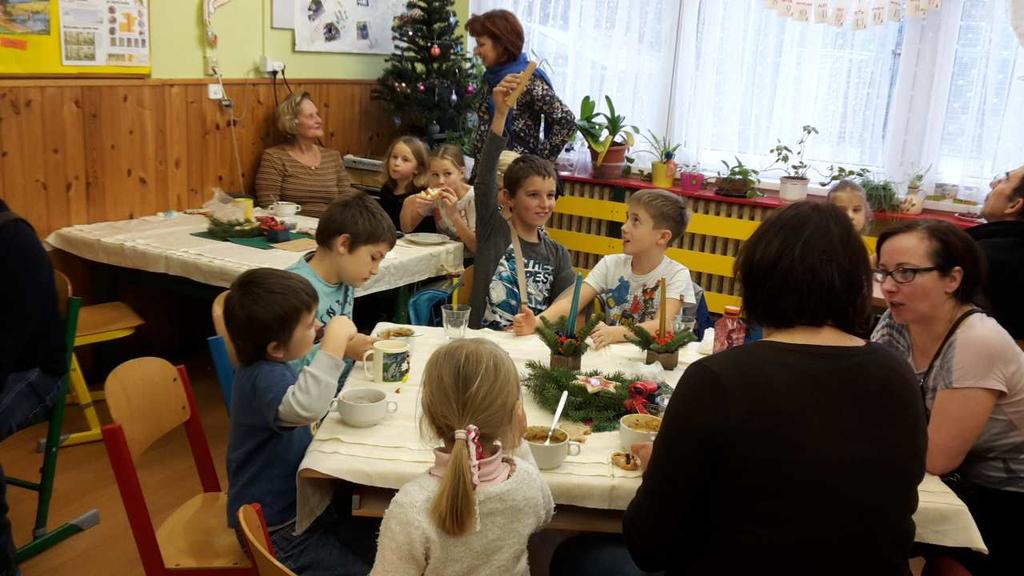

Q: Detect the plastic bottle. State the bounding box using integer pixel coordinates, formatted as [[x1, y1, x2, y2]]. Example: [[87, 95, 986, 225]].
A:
[[713, 306, 747, 353]]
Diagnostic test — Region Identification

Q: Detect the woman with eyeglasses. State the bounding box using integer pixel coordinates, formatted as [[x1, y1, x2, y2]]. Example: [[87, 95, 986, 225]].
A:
[[872, 219, 1024, 576]]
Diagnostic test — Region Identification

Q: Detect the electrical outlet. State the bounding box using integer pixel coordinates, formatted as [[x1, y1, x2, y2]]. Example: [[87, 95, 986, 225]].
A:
[[259, 55, 284, 74], [205, 54, 219, 76], [207, 83, 225, 100]]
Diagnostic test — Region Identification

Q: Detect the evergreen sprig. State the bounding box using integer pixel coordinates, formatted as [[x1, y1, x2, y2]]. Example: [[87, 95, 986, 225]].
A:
[[535, 313, 604, 357], [628, 324, 696, 354], [522, 361, 633, 432]]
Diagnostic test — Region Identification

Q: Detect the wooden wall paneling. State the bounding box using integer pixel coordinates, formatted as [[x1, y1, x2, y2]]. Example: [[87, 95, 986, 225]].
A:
[[184, 84, 207, 206], [2, 87, 49, 232], [41, 87, 73, 232], [0, 88, 26, 225]]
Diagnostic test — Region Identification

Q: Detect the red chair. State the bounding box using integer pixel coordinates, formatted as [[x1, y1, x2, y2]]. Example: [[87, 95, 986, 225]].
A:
[[102, 357, 253, 576]]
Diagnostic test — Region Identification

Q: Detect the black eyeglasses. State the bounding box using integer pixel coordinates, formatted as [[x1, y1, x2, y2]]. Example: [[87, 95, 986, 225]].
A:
[[991, 171, 1010, 187], [872, 266, 940, 284]]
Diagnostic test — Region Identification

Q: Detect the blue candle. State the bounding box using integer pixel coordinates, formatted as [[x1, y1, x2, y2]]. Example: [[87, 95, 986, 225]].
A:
[[566, 272, 583, 335]]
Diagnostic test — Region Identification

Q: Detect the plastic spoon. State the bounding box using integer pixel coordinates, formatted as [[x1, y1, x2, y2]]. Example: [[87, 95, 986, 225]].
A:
[[545, 390, 569, 445]]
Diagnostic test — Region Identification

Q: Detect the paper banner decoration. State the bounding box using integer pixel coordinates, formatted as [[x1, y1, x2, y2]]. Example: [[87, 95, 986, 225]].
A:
[[766, 0, 944, 28]]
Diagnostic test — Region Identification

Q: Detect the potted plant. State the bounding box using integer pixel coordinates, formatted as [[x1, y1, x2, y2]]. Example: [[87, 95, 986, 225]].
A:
[[635, 129, 681, 188], [765, 125, 818, 202], [576, 95, 635, 179], [817, 164, 871, 187], [536, 313, 604, 371], [715, 157, 761, 198], [628, 324, 696, 370], [678, 163, 704, 192], [861, 177, 900, 213]]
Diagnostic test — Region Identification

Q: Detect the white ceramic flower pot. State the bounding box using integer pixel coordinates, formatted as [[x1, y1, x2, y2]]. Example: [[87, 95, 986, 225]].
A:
[[779, 177, 809, 203]]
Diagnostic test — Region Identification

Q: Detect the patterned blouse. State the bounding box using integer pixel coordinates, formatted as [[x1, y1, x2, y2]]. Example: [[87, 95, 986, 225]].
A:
[[467, 76, 576, 181]]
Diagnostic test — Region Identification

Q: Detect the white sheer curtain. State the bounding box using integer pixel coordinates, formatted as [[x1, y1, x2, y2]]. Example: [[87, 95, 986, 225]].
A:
[[470, 0, 681, 156], [471, 0, 1024, 199]]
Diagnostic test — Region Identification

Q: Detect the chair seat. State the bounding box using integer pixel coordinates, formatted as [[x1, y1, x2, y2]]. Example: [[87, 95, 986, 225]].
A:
[[76, 302, 144, 340], [155, 492, 251, 570]]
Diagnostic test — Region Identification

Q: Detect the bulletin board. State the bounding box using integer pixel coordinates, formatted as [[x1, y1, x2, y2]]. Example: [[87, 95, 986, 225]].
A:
[[0, 0, 150, 76]]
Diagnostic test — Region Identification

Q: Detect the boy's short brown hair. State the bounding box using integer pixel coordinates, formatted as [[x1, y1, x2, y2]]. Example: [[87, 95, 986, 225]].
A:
[[628, 189, 689, 243], [316, 192, 397, 250], [503, 154, 556, 198], [224, 268, 318, 365]]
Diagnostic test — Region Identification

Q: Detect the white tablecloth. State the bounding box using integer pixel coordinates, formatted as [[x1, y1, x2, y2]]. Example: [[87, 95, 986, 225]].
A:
[[296, 325, 986, 552], [45, 214, 463, 296]]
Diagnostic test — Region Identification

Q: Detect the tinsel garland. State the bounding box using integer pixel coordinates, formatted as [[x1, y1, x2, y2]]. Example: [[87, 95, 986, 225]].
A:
[[521, 361, 671, 431]]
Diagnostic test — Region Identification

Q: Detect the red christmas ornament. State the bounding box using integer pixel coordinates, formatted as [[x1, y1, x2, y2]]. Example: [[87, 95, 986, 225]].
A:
[[417, 82, 426, 93], [430, 44, 441, 58]]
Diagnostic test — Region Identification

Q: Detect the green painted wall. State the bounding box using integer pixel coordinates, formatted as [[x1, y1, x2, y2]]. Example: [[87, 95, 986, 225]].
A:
[[150, 0, 470, 79]]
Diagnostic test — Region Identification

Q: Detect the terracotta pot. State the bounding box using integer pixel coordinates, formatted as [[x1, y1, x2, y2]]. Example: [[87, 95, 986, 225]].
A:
[[779, 176, 809, 203], [550, 354, 582, 371], [589, 144, 628, 179], [714, 177, 751, 198], [644, 350, 679, 370]]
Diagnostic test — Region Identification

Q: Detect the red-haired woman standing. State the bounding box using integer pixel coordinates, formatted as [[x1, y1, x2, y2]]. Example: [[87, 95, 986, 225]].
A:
[[465, 9, 575, 180]]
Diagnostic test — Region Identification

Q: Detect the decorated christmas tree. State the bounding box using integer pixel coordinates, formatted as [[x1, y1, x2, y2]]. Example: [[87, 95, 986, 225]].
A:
[[373, 0, 479, 142]]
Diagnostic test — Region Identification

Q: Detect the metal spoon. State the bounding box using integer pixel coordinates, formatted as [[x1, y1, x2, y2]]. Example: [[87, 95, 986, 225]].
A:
[[545, 390, 569, 445]]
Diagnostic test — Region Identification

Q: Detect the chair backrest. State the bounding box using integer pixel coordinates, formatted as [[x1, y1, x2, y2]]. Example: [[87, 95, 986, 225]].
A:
[[208, 335, 236, 413], [105, 357, 193, 458], [238, 504, 297, 576], [54, 270, 72, 321], [456, 265, 473, 306], [212, 290, 238, 366]]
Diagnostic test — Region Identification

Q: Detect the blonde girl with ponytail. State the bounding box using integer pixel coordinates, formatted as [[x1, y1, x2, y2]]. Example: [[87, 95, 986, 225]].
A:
[[371, 338, 553, 575]]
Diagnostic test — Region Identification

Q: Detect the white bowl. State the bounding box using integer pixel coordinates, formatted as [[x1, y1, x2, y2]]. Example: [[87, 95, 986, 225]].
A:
[[618, 414, 662, 449]]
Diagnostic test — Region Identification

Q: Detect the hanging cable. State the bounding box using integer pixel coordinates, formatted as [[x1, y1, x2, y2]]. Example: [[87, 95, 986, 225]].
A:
[[281, 65, 294, 95], [212, 66, 246, 194]]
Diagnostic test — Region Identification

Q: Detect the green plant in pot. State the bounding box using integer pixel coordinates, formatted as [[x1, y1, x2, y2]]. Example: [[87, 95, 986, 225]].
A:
[[576, 95, 635, 179], [861, 177, 900, 213], [818, 164, 871, 187], [765, 125, 818, 203], [716, 157, 761, 198], [635, 130, 681, 188]]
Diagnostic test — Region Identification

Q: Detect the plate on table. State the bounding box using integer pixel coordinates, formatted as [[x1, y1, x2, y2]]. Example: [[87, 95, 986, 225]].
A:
[[403, 233, 449, 245], [954, 212, 985, 224]]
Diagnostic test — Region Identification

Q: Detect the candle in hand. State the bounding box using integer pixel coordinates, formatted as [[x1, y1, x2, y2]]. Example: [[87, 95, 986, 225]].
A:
[[566, 272, 583, 335]]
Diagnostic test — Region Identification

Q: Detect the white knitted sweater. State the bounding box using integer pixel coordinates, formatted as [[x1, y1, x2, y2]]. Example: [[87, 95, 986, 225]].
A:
[[370, 457, 554, 576]]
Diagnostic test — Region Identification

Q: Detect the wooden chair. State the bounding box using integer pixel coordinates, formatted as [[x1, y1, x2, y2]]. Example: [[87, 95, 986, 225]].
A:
[[207, 336, 236, 413], [52, 276, 145, 448], [101, 357, 253, 576], [212, 290, 238, 366], [456, 265, 473, 307], [237, 504, 297, 576], [8, 271, 99, 562]]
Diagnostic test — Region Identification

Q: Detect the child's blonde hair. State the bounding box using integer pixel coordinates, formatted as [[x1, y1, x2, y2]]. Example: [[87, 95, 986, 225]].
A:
[[431, 143, 467, 170], [380, 135, 430, 190], [496, 150, 521, 189], [827, 179, 872, 231], [420, 338, 522, 536]]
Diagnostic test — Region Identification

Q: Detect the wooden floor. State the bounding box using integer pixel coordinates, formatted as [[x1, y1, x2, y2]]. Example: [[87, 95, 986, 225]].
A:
[[3, 356, 231, 576]]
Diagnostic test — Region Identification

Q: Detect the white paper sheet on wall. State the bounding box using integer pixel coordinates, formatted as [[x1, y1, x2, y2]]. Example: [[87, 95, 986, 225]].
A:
[[272, 0, 295, 29], [60, 0, 149, 67], [293, 0, 404, 54]]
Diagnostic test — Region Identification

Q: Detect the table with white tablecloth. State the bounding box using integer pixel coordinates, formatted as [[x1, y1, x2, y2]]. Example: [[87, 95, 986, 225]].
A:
[[296, 325, 987, 553], [45, 214, 463, 295]]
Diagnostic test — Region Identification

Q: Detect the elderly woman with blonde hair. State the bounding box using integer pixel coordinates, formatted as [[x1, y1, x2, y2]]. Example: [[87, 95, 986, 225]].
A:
[[254, 92, 358, 218]]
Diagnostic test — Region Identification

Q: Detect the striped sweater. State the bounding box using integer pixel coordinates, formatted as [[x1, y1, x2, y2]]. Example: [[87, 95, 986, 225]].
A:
[[254, 145, 358, 218]]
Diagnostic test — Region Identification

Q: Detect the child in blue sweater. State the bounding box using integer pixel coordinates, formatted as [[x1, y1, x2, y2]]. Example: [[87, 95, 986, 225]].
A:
[[224, 268, 375, 576]]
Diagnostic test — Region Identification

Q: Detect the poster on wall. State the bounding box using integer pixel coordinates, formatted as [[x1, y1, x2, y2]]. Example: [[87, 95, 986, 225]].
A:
[[294, 0, 404, 54], [59, 0, 148, 67], [0, 1, 52, 35]]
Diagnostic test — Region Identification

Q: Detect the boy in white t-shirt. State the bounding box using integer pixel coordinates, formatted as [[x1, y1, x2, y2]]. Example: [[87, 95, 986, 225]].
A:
[[514, 189, 695, 348]]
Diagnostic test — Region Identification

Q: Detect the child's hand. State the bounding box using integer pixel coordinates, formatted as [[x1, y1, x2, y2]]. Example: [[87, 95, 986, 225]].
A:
[[590, 322, 627, 349], [512, 307, 537, 336], [492, 74, 519, 115], [345, 333, 376, 362], [405, 193, 435, 216], [630, 441, 654, 472], [319, 316, 357, 358], [438, 188, 461, 220]]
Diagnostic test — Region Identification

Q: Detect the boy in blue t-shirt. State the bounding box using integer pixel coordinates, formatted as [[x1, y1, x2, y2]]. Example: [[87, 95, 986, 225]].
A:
[[224, 268, 374, 576], [287, 192, 397, 379]]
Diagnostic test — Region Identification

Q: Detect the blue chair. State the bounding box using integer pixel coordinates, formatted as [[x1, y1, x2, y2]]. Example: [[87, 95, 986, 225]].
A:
[[408, 288, 450, 327], [207, 335, 235, 413]]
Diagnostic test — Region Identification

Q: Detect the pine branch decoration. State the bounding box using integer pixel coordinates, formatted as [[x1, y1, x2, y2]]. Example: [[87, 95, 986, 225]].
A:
[[535, 313, 604, 357], [522, 361, 633, 432], [628, 324, 696, 354]]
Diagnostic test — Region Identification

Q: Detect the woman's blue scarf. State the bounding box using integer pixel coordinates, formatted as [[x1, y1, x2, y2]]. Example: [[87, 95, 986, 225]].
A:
[[482, 53, 555, 145]]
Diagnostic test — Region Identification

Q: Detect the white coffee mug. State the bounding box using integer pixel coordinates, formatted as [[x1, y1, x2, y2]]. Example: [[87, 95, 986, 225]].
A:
[[523, 426, 582, 470], [332, 388, 398, 428], [362, 340, 411, 383], [269, 201, 302, 217]]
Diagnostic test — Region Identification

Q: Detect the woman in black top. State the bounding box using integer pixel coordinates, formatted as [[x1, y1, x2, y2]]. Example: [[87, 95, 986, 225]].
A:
[[464, 10, 575, 181], [551, 202, 926, 576]]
